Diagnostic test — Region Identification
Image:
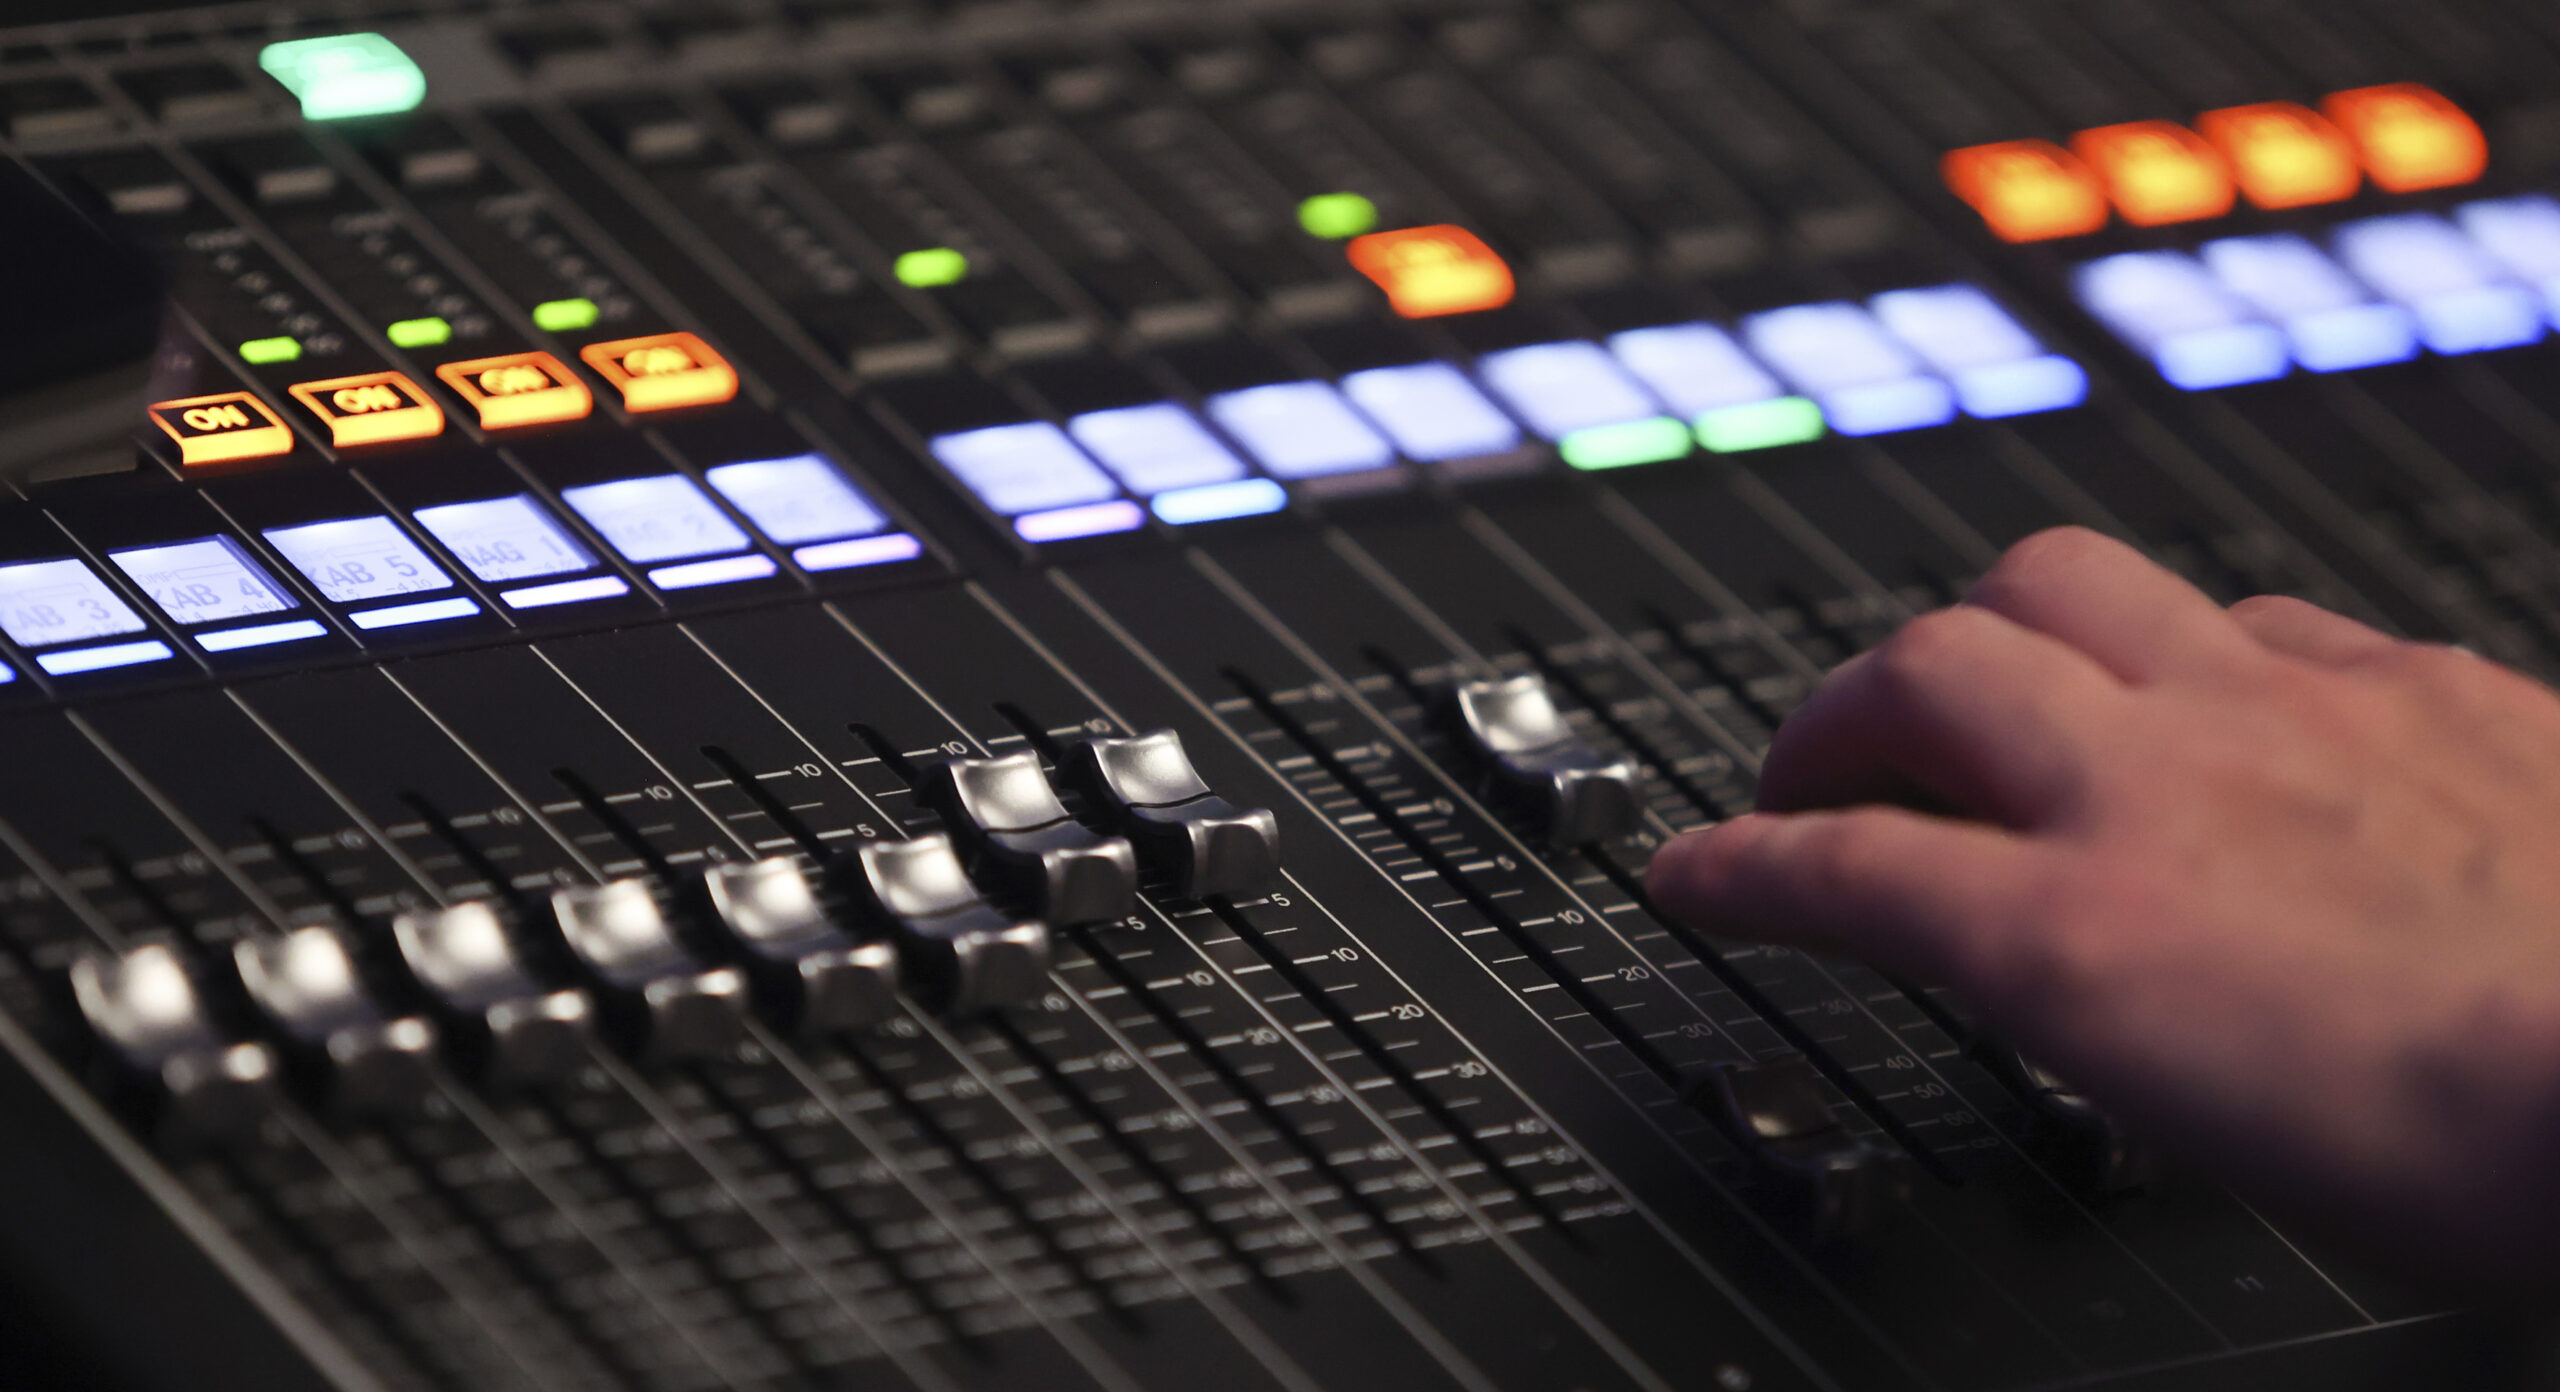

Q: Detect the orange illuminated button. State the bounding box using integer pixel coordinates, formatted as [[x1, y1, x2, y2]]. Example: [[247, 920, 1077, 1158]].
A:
[[2195, 102, 2361, 209], [2323, 83, 2489, 193], [435, 351, 594, 430], [578, 331, 739, 412], [2071, 120, 2235, 226], [287, 370, 445, 447], [1345, 225, 1516, 318], [148, 391, 293, 466], [1939, 140, 2111, 242]]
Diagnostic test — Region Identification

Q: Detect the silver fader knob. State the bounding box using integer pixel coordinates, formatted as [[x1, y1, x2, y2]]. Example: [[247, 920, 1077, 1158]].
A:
[[552, 879, 747, 1061], [70, 940, 275, 1135], [1984, 1047, 2150, 1196], [920, 751, 1137, 924], [1693, 1057, 1905, 1243], [1446, 675, 1642, 851], [1065, 730, 1279, 901], [233, 922, 440, 1114], [835, 835, 1047, 1016], [392, 901, 592, 1085], [703, 858, 900, 1034]]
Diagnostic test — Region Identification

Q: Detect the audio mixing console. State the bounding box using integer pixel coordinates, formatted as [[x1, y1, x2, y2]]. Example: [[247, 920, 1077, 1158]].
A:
[[3, 0, 2559, 1388]]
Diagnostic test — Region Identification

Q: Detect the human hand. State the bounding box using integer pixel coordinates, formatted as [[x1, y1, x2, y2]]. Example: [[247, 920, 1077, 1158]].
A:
[[1646, 526, 2560, 1285]]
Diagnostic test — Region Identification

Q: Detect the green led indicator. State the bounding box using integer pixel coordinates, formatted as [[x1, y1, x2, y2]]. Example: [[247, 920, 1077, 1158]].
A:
[[531, 297, 600, 333], [258, 33, 427, 121], [1694, 396, 1826, 453], [893, 247, 970, 289], [385, 316, 451, 349], [238, 336, 302, 365], [1297, 192, 1379, 240], [1559, 416, 1693, 471]]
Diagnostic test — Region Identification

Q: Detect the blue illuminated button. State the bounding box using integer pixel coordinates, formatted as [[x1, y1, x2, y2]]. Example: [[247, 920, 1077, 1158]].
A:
[[264, 515, 457, 603], [1014, 500, 1147, 543], [2198, 234, 2417, 372], [37, 640, 175, 676], [1475, 341, 1665, 440], [197, 619, 328, 653], [1868, 286, 2088, 418], [1207, 382, 1395, 479], [930, 422, 1120, 516], [703, 455, 889, 545], [561, 475, 754, 565], [2074, 251, 2290, 390], [502, 575, 631, 609], [2456, 196, 2560, 322], [1066, 404, 1248, 496], [412, 496, 597, 583], [648, 554, 780, 590], [0, 661, 13, 685], [107, 537, 298, 628], [793, 533, 924, 572], [350, 596, 481, 630], [0, 558, 150, 649], [1939, 357, 2087, 419], [1151, 478, 1288, 525], [1606, 325, 1782, 417], [2331, 214, 2543, 355], [1742, 303, 1958, 434], [1340, 363, 1523, 462]]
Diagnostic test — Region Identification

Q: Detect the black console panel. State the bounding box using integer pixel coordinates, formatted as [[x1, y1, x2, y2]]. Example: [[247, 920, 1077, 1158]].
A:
[[4, 0, 2558, 1386]]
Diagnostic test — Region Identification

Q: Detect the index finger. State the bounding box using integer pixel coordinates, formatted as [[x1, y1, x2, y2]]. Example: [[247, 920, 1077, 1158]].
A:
[[1647, 808, 2053, 993]]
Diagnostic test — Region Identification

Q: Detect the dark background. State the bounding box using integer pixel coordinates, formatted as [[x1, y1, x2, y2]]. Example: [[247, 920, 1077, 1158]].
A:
[[15, 2, 241, 22]]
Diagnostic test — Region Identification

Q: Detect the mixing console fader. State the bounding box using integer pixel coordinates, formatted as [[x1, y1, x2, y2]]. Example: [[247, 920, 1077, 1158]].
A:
[[2, 0, 2557, 1387]]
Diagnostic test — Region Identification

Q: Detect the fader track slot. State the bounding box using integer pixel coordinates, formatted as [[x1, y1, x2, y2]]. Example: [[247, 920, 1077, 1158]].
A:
[[833, 1034, 1146, 1333], [1062, 921, 1438, 1274], [1228, 668, 1686, 1094]]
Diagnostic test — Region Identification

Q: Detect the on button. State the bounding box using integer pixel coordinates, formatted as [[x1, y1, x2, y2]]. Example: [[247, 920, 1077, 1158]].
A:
[[148, 390, 293, 465], [435, 350, 593, 429], [578, 331, 738, 412], [286, 370, 445, 447]]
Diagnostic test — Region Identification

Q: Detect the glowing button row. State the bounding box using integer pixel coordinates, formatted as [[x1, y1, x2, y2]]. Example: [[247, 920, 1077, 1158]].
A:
[[926, 285, 2085, 540], [1946, 84, 2487, 243], [147, 333, 736, 466], [0, 453, 913, 680], [2076, 197, 2560, 390]]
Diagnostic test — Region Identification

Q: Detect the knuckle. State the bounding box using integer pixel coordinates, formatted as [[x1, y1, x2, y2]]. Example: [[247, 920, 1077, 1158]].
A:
[[1979, 525, 2112, 597], [1870, 607, 1994, 694]]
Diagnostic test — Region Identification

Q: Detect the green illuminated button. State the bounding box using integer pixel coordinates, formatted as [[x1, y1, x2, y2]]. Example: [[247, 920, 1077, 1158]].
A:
[[238, 336, 302, 365], [893, 247, 969, 288], [1559, 416, 1692, 471], [258, 34, 426, 121], [385, 316, 451, 349], [531, 297, 600, 332], [1694, 396, 1825, 453], [1297, 192, 1378, 240]]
